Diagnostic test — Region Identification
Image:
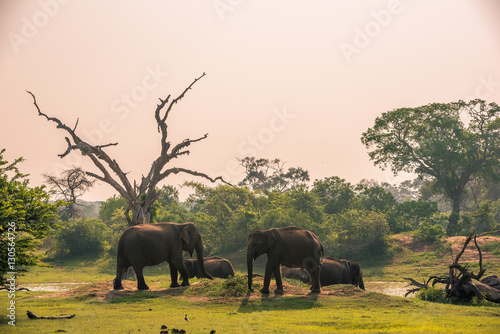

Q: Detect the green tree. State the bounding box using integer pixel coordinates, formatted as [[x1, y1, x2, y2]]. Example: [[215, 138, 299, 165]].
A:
[[329, 209, 389, 258], [386, 200, 439, 233], [156, 185, 180, 207], [355, 181, 396, 213], [238, 157, 310, 192], [361, 100, 500, 235], [0, 149, 62, 284], [99, 195, 127, 222], [186, 183, 258, 253], [312, 176, 355, 214]]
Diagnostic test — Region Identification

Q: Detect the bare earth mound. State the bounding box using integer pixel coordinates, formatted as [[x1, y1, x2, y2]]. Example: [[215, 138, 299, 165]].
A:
[[33, 277, 365, 302]]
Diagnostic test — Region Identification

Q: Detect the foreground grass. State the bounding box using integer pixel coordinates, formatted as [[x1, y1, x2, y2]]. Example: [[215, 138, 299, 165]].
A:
[[3, 235, 499, 333], [2, 278, 500, 334]]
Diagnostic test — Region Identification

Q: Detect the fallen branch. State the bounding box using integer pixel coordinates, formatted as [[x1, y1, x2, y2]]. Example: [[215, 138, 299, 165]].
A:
[[404, 231, 500, 303], [27, 311, 75, 320]]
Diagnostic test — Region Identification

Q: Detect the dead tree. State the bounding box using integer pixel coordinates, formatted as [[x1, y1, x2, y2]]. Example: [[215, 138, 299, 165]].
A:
[[29, 73, 227, 226], [405, 230, 500, 303], [44, 167, 95, 218]]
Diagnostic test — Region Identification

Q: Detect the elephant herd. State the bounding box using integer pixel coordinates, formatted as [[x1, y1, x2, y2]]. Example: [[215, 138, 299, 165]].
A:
[[113, 223, 364, 294]]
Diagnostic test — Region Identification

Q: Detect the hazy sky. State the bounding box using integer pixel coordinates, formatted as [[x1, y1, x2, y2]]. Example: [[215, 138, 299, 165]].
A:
[[1, 0, 499, 201]]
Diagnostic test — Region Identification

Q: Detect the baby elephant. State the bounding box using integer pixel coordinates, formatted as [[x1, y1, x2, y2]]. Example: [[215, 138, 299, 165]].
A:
[[184, 256, 235, 279], [281, 258, 365, 290]]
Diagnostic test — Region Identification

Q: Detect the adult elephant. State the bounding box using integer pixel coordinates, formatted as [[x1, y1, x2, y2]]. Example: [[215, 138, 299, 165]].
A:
[[281, 258, 365, 290], [184, 256, 235, 279], [320, 257, 365, 290], [247, 226, 324, 294], [113, 222, 213, 290]]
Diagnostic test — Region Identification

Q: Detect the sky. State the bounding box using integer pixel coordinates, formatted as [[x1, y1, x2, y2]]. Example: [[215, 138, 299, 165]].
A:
[[1, 0, 499, 202]]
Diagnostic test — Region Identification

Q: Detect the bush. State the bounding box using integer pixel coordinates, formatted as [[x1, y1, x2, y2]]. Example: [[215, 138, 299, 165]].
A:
[[54, 218, 109, 257], [188, 275, 259, 297], [417, 286, 446, 302], [414, 214, 447, 244], [327, 209, 390, 259]]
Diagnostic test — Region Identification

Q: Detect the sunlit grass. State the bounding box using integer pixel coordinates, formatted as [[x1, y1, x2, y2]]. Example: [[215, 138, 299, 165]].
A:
[[5, 235, 500, 333], [2, 282, 499, 334]]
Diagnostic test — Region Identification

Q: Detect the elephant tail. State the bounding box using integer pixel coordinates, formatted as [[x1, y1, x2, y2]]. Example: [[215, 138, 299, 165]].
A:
[[319, 241, 325, 267], [116, 233, 128, 265]]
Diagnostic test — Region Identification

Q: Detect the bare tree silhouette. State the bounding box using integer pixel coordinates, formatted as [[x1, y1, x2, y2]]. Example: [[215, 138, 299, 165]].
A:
[[29, 73, 227, 226]]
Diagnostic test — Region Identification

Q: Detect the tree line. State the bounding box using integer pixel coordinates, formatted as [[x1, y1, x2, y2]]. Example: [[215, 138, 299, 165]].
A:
[[1, 77, 499, 285]]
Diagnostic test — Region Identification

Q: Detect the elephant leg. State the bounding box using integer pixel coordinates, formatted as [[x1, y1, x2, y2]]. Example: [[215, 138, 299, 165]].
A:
[[170, 257, 190, 287], [169, 262, 180, 288], [176, 261, 190, 286], [113, 264, 128, 290], [134, 266, 149, 290], [273, 264, 284, 295], [309, 268, 321, 293], [260, 260, 276, 294]]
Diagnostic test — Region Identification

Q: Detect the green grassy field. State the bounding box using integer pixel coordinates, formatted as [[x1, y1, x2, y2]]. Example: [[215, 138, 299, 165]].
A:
[[1, 234, 500, 333], [2, 278, 500, 334]]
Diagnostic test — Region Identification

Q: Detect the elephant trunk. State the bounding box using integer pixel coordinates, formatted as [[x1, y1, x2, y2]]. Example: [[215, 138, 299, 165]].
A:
[[358, 276, 365, 290], [247, 250, 254, 291], [196, 242, 213, 280]]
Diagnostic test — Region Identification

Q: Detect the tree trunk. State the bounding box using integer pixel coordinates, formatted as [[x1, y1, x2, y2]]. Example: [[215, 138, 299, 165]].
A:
[[129, 202, 150, 226], [446, 199, 461, 236], [469, 281, 500, 303]]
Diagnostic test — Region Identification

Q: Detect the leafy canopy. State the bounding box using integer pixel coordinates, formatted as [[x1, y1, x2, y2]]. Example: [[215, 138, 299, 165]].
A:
[[0, 149, 62, 284], [361, 100, 500, 179], [361, 100, 500, 235]]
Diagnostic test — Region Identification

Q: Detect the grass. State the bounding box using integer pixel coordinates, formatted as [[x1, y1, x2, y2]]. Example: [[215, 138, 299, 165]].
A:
[[2, 280, 499, 333], [2, 234, 500, 333]]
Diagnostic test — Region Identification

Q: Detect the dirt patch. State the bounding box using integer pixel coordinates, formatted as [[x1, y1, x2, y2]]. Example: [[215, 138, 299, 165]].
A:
[[391, 234, 500, 262], [32, 277, 364, 303], [447, 236, 500, 262], [391, 234, 439, 253]]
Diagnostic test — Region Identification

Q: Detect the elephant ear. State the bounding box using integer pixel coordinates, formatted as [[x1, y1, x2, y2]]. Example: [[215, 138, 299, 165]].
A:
[[265, 232, 276, 249], [180, 226, 195, 251]]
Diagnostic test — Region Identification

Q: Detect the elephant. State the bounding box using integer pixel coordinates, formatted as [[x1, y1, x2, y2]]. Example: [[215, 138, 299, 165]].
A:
[[183, 256, 235, 279], [113, 222, 213, 290], [320, 257, 365, 290], [280, 258, 365, 290], [281, 266, 311, 284], [247, 226, 324, 294]]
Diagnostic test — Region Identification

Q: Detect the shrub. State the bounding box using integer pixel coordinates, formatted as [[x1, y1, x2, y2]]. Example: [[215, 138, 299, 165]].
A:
[[188, 275, 259, 297], [328, 209, 390, 259], [54, 218, 109, 257], [417, 286, 446, 302], [414, 214, 447, 244]]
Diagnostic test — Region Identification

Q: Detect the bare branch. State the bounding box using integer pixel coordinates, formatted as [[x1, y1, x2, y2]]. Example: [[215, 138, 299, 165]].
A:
[[29, 72, 227, 226], [159, 167, 232, 186], [164, 72, 206, 121]]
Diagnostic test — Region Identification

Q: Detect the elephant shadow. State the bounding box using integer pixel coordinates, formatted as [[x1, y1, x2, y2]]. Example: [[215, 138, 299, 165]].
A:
[[106, 285, 190, 302], [237, 291, 319, 313]]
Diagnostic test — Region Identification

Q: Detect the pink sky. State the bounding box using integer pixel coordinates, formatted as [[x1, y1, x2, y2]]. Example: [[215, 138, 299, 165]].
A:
[[1, 0, 499, 201]]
